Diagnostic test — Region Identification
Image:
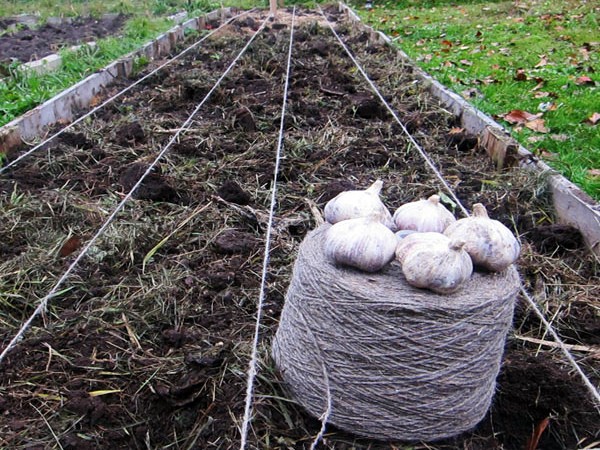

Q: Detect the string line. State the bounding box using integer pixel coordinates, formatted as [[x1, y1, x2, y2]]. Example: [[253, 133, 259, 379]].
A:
[[0, 8, 255, 176], [239, 6, 297, 449], [0, 13, 271, 365], [319, 5, 600, 408]]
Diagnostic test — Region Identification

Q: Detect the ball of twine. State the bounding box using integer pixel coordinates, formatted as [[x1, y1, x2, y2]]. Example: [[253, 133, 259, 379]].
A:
[[272, 224, 520, 441]]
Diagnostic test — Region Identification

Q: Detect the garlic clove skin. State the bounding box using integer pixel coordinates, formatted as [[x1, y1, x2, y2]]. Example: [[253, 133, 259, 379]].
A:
[[395, 231, 449, 265], [443, 203, 521, 272], [324, 179, 395, 230], [400, 237, 473, 294], [393, 194, 456, 233], [324, 216, 397, 273]]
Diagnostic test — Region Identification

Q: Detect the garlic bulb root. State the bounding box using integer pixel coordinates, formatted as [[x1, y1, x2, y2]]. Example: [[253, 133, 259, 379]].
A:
[[324, 216, 397, 272], [399, 235, 473, 294], [324, 179, 395, 230], [444, 203, 521, 272], [393, 194, 456, 233]]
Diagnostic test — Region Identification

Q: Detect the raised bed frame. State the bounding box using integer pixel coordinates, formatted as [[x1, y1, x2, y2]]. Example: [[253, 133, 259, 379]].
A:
[[0, 3, 598, 257]]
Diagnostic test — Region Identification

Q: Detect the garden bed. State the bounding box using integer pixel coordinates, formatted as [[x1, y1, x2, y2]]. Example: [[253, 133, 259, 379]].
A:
[[0, 6, 598, 449], [0, 14, 128, 64]]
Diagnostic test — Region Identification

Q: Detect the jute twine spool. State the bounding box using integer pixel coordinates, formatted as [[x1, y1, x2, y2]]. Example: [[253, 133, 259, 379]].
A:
[[272, 224, 520, 441]]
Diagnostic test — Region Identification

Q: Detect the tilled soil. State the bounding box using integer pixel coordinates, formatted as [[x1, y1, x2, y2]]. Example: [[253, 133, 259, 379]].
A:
[[0, 7, 598, 450], [0, 14, 128, 63]]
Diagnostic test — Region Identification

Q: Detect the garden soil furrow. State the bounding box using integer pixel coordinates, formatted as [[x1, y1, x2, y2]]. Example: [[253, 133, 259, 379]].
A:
[[0, 7, 598, 450]]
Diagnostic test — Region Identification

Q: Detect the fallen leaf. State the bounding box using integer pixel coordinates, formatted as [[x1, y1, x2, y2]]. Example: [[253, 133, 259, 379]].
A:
[[461, 87, 484, 99], [534, 91, 550, 98], [589, 169, 600, 177], [539, 150, 558, 159], [585, 112, 600, 125], [575, 76, 594, 85], [441, 39, 453, 47], [59, 236, 82, 257], [460, 59, 473, 66], [525, 118, 549, 133], [501, 110, 541, 124], [515, 68, 528, 81], [535, 55, 549, 67], [538, 102, 557, 112], [531, 81, 545, 91], [449, 127, 465, 134], [550, 134, 569, 141]]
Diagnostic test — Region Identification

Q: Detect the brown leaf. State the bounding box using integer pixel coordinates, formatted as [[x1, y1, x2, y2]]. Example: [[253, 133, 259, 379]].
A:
[[584, 112, 600, 125], [534, 91, 550, 98], [59, 236, 82, 258], [525, 118, 549, 133], [525, 417, 550, 450], [441, 39, 453, 47], [449, 127, 465, 134], [531, 81, 545, 91], [575, 76, 594, 85], [501, 110, 541, 124], [515, 68, 528, 81], [535, 55, 549, 67], [588, 169, 600, 178], [460, 59, 473, 66]]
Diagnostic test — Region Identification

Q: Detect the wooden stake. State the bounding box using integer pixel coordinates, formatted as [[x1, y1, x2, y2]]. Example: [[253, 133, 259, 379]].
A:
[[270, 0, 277, 15]]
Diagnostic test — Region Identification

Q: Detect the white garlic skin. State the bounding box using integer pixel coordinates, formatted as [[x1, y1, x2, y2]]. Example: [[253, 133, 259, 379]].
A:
[[398, 234, 473, 294], [393, 194, 456, 233], [324, 217, 397, 272], [443, 203, 521, 272], [324, 180, 395, 230], [395, 232, 449, 264]]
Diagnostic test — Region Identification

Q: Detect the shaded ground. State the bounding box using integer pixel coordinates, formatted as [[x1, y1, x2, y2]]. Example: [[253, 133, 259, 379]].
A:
[[0, 6, 598, 450], [0, 14, 128, 63]]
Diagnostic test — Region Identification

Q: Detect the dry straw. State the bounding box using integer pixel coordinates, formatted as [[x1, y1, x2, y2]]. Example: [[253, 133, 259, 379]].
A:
[[272, 224, 521, 441]]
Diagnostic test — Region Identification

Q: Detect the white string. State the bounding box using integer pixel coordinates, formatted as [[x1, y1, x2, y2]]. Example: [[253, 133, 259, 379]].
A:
[[320, 5, 600, 408], [0, 8, 255, 176], [0, 14, 270, 365], [318, 6, 468, 217], [239, 7, 297, 449]]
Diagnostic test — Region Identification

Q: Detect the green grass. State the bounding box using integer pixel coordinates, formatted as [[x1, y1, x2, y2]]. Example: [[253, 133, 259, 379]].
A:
[[351, 0, 600, 199]]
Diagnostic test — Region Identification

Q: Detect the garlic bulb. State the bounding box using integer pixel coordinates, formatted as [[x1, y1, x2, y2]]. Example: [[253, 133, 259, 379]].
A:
[[400, 236, 473, 294], [393, 194, 456, 233], [324, 216, 397, 272], [395, 231, 449, 264], [443, 203, 521, 272], [324, 180, 395, 230]]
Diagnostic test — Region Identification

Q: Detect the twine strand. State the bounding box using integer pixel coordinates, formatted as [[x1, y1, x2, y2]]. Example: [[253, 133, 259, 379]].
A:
[[239, 7, 297, 449], [0, 14, 270, 365], [0, 8, 255, 175]]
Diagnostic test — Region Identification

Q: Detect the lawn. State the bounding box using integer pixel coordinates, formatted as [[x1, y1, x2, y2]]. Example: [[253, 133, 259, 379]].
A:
[[350, 0, 600, 199]]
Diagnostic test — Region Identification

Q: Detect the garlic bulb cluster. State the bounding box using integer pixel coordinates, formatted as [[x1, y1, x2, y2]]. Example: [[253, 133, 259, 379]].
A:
[[444, 203, 520, 272], [324, 216, 397, 273], [395, 232, 473, 294], [393, 194, 456, 233], [324, 180, 395, 230]]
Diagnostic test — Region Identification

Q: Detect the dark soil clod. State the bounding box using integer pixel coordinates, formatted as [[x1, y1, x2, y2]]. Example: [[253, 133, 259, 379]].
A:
[[119, 162, 178, 202], [217, 180, 251, 205]]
